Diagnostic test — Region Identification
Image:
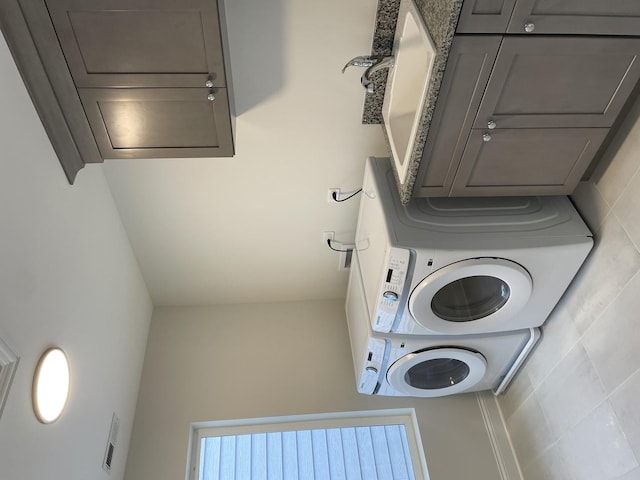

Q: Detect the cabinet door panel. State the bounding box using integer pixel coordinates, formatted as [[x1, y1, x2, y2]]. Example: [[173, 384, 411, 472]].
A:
[[456, 0, 517, 33], [414, 36, 501, 197], [451, 128, 609, 196], [475, 37, 640, 129], [508, 0, 640, 35], [79, 88, 233, 158], [46, 0, 224, 87]]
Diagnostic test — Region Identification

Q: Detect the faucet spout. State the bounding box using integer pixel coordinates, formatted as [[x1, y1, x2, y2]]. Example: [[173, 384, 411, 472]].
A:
[[342, 56, 377, 74], [361, 56, 395, 94]]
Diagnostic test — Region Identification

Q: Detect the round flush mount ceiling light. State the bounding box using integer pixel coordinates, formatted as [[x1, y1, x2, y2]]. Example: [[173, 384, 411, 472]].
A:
[[32, 347, 70, 424]]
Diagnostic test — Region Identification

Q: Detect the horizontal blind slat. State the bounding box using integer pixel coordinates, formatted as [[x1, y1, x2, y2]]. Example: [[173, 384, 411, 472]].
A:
[[282, 431, 298, 480], [326, 429, 347, 480]]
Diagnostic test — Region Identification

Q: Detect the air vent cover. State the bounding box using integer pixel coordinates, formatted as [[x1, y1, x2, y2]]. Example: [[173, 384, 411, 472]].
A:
[[103, 413, 120, 473], [0, 336, 19, 420]]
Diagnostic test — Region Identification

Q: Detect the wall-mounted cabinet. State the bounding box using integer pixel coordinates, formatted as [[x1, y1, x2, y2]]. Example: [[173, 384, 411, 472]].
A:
[[0, 0, 234, 182], [45, 0, 226, 89], [414, 28, 640, 197], [80, 88, 233, 159]]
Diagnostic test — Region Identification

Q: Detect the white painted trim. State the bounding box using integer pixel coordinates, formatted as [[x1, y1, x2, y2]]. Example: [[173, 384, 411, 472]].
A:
[[476, 392, 523, 480], [186, 408, 429, 480], [0, 335, 19, 420]]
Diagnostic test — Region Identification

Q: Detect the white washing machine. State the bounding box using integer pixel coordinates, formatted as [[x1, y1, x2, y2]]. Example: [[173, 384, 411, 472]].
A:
[[354, 157, 593, 336], [346, 253, 541, 397]]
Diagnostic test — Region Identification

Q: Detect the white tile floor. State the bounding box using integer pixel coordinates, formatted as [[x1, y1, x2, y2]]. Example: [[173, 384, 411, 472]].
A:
[[498, 98, 640, 480]]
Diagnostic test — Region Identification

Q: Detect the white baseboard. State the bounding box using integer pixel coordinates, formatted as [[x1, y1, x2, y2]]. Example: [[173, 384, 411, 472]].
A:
[[476, 392, 523, 480]]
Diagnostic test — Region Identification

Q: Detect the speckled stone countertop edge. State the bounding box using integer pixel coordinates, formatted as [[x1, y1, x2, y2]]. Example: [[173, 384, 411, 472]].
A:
[[361, 0, 400, 125], [362, 0, 464, 205]]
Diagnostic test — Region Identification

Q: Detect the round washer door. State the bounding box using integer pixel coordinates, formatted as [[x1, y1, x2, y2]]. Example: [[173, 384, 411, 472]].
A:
[[408, 258, 532, 334], [386, 348, 487, 397]]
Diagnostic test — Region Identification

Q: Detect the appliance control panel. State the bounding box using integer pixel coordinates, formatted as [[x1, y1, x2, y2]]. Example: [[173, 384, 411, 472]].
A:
[[372, 247, 410, 333], [357, 337, 386, 394]]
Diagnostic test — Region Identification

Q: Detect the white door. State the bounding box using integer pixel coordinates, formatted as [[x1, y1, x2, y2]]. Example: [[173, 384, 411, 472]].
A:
[[386, 348, 487, 397], [408, 258, 532, 334]]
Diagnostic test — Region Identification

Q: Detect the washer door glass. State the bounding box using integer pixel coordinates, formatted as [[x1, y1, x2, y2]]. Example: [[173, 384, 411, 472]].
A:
[[405, 357, 470, 389], [431, 275, 510, 322], [408, 258, 532, 335], [386, 347, 487, 397]]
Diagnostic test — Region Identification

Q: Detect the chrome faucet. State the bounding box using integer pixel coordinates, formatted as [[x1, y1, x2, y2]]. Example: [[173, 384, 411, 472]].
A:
[[361, 56, 395, 94], [341, 56, 378, 73], [342, 55, 395, 94]]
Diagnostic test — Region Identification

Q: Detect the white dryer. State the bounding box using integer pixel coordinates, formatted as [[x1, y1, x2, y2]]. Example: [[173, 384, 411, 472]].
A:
[[346, 254, 541, 397], [355, 157, 593, 335]]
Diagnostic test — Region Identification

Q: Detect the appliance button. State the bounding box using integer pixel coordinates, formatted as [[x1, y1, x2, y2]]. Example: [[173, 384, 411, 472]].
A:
[[365, 366, 378, 374]]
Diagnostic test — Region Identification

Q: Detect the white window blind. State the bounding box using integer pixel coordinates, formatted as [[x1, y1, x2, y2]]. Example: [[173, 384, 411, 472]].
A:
[[199, 425, 416, 480]]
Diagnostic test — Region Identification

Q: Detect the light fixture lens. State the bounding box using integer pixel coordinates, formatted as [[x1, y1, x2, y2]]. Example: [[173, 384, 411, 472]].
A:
[[33, 348, 70, 423]]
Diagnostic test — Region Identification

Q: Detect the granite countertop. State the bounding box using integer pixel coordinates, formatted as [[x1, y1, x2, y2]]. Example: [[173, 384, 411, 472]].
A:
[[363, 0, 463, 204]]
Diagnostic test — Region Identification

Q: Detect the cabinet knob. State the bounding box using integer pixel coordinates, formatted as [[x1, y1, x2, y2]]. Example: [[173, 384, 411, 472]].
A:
[[207, 92, 216, 102], [205, 79, 214, 88], [524, 22, 535, 33], [482, 133, 492, 142], [487, 120, 497, 130]]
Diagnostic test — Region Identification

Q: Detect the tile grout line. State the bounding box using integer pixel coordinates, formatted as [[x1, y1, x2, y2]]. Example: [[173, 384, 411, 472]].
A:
[[607, 363, 640, 399], [578, 267, 640, 343], [514, 320, 582, 401], [592, 130, 640, 213], [610, 206, 640, 255], [500, 364, 542, 424], [606, 366, 640, 474], [590, 178, 614, 216]]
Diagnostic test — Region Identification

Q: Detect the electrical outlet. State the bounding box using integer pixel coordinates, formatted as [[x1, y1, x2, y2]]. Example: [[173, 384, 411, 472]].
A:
[[327, 188, 340, 203], [322, 231, 335, 245]]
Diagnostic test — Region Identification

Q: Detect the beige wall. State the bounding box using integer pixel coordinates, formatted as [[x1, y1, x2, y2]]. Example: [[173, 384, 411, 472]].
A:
[[126, 301, 501, 480], [0, 35, 152, 480]]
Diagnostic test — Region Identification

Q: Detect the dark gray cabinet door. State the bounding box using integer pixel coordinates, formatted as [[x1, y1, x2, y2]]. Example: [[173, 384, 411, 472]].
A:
[[451, 128, 609, 196], [79, 88, 233, 158], [508, 0, 640, 35], [45, 0, 225, 88], [414, 36, 501, 197], [475, 37, 640, 130], [456, 0, 517, 33]]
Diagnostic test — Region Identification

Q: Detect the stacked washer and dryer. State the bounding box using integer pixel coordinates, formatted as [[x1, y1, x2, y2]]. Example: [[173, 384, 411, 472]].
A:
[[345, 157, 593, 397]]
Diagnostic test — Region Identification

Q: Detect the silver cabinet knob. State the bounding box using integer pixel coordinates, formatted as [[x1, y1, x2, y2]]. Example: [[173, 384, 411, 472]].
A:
[[487, 120, 497, 129], [483, 133, 492, 142], [207, 93, 216, 101], [524, 22, 535, 33], [205, 79, 214, 88]]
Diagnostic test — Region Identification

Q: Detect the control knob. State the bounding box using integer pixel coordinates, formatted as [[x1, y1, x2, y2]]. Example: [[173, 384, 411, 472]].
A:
[[382, 291, 399, 302], [359, 366, 380, 393]]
